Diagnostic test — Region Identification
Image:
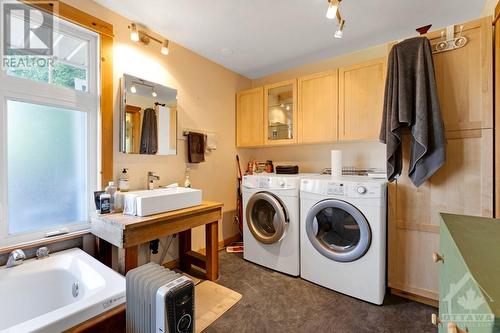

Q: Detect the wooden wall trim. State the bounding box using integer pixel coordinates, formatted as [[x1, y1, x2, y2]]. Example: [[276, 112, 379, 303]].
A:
[[495, 1, 500, 217], [100, 34, 114, 186], [25, 0, 113, 37]]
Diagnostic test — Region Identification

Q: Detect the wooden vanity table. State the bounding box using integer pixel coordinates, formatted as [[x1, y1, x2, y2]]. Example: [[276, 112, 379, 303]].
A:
[[91, 201, 223, 280]]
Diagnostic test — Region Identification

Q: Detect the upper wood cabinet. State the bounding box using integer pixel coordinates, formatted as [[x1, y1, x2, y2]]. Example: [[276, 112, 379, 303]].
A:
[[264, 80, 297, 145], [298, 70, 338, 143], [425, 17, 493, 131], [236, 87, 264, 147], [338, 58, 386, 141]]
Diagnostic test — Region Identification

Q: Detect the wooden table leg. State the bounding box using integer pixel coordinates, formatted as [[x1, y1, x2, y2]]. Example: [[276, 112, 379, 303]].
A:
[[118, 245, 139, 275], [97, 238, 113, 268], [178, 230, 192, 272], [205, 220, 219, 281]]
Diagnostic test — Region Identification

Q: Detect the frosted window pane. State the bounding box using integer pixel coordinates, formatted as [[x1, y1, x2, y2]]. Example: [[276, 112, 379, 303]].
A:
[[7, 100, 88, 234]]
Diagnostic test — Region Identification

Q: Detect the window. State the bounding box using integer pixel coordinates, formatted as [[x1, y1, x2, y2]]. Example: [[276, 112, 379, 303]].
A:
[[0, 6, 99, 246]]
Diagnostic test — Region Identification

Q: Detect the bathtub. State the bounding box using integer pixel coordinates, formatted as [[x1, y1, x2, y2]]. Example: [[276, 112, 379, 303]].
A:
[[0, 247, 125, 332]]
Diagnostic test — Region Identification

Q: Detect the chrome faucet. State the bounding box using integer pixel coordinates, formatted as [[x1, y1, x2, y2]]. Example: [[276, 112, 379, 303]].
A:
[[6, 249, 26, 268], [148, 171, 160, 190], [36, 247, 50, 259]]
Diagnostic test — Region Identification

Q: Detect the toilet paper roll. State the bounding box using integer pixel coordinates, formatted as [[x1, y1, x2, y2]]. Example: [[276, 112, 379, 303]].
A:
[[331, 150, 342, 178]]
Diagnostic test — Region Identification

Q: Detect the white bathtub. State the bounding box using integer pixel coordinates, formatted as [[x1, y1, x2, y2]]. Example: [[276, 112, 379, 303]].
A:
[[0, 247, 125, 333]]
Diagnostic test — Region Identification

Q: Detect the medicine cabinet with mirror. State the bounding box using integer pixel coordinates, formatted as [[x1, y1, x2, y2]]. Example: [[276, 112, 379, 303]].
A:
[[120, 74, 177, 155]]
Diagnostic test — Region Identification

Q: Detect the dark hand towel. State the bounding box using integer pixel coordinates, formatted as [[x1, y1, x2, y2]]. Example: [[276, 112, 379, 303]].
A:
[[380, 37, 446, 187], [188, 132, 206, 163], [140, 108, 158, 155]]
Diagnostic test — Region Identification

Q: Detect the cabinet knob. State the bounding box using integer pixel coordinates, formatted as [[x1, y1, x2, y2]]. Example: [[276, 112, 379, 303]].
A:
[[448, 322, 468, 333], [433, 252, 444, 263], [431, 313, 441, 325]]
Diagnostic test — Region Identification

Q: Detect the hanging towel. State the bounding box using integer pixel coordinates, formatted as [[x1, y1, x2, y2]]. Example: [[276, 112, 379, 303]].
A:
[[140, 108, 158, 155], [379, 37, 446, 187], [188, 132, 206, 163]]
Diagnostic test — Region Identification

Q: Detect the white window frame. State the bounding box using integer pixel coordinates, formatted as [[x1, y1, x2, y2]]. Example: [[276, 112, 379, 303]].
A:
[[0, 15, 100, 247]]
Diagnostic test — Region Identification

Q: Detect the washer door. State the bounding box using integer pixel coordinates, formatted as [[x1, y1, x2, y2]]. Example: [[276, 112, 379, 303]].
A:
[[246, 192, 288, 244], [305, 199, 371, 262]]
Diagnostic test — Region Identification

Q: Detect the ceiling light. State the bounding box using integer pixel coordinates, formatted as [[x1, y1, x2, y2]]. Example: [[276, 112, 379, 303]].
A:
[[335, 19, 345, 39], [161, 40, 170, 55], [326, 0, 339, 20], [130, 85, 137, 93], [130, 23, 139, 42], [152, 91, 157, 97]]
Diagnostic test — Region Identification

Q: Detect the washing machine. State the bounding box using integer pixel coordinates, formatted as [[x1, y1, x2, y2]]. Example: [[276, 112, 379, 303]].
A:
[[300, 175, 387, 304], [243, 173, 313, 276]]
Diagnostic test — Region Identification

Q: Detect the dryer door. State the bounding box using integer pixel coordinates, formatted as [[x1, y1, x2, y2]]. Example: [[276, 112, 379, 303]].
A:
[[246, 192, 288, 244], [305, 199, 371, 262]]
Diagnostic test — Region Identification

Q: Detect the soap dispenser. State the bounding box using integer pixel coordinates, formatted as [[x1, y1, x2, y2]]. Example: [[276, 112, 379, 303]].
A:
[[184, 166, 191, 188], [119, 168, 130, 192]]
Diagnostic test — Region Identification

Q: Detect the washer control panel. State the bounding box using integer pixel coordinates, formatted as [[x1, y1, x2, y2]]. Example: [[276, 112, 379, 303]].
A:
[[301, 178, 385, 198], [243, 175, 299, 190]]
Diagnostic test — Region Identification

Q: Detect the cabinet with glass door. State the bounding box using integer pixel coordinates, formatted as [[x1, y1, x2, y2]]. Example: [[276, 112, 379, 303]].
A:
[[264, 80, 297, 145]]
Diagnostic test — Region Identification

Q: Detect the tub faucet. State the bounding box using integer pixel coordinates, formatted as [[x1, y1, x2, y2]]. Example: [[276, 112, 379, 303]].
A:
[[36, 247, 50, 259], [6, 249, 26, 268], [148, 171, 160, 190]]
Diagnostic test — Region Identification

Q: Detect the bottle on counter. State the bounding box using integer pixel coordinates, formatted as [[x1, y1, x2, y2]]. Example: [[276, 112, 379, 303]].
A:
[[105, 181, 117, 213], [118, 168, 130, 192]]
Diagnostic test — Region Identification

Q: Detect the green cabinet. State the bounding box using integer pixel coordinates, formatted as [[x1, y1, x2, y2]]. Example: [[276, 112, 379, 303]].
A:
[[436, 214, 500, 333]]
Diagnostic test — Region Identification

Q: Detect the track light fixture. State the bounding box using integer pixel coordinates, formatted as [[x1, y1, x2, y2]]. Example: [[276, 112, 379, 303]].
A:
[[130, 23, 139, 42], [161, 40, 170, 55], [326, 0, 339, 19], [129, 23, 171, 56], [335, 19, 345, 39], [326, 0, 346, 39]]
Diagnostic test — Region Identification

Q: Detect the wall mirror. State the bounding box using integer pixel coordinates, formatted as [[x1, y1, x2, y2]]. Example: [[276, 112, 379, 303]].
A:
[[120, 74, 177, 155]]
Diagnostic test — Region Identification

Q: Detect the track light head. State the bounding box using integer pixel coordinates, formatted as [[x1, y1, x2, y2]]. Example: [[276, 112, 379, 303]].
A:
[[326, 0, 339, 19], [130, 23, 139, 42]]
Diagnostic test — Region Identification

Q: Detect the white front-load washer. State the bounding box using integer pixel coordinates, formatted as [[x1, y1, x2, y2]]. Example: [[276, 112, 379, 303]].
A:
[[243, 173, 313, 276], [300, 175, 387, 304]]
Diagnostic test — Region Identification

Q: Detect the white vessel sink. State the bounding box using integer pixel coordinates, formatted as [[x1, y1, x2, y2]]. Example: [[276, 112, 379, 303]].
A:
[[123, 187, 202, 217]]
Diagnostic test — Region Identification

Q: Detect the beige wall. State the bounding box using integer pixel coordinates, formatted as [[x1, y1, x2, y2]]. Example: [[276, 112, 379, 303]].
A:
[[64, 0, 251, 264], [240, 44, 389, 175]]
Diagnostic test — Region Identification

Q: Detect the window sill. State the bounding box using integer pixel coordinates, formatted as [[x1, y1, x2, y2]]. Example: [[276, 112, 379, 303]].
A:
[[0, 229, 91, 255]]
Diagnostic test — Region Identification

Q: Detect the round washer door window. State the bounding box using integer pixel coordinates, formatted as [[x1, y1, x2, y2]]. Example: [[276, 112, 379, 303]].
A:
[[305, 199, 371, 262], [246, 192, 288, 244]]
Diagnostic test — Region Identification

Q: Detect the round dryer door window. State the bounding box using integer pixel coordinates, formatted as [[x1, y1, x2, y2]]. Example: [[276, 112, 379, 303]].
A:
[[246, 192, 288, 244], [305, 199, 371, 262]]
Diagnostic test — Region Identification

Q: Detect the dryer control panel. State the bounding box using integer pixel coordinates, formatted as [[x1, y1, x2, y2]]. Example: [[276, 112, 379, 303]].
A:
[[301, 178, 385, 198]]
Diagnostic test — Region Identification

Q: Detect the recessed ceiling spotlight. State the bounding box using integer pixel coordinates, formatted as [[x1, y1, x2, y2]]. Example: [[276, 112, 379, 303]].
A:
[[220, 48, 234, 55], [326, 0, 340, 19]]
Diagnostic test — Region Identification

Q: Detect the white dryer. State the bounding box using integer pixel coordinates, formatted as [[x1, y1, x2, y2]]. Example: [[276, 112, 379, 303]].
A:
[[243, 173, 312, 276], [300, 175, 387, 304]]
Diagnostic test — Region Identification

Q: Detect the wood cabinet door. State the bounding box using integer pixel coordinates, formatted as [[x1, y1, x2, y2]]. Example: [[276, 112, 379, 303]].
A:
[[298, 70, 338, 143], [338, 58, 386, 141], [264, 80, 298, 145], [388, 129, 493, 301], [425, 17, 493, 131], [236, 87, 264, 147]]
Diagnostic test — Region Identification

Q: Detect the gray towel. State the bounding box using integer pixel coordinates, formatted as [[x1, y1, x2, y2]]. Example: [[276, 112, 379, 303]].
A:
[[140, 108, 158, 155], [380, 37, 446, 187], [187, 132, 206, 163]]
